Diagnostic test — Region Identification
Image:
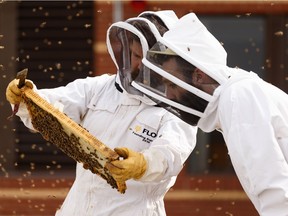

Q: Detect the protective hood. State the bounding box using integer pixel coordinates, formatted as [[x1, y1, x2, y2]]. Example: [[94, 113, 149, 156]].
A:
[[156, 12, 230, 84], [106, 11, 178, 105], [107, 19, 151, 94], [131, 13, 232, 125], [138, 10, 178, 30]]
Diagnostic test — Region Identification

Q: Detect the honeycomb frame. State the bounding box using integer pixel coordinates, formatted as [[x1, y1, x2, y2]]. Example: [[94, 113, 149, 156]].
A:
[[21, 88, 126, 194]]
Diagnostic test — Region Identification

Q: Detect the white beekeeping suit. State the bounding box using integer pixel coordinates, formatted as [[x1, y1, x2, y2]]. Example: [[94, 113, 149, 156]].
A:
[[133, 13, 288, 215], [10, 11, 198, 216]]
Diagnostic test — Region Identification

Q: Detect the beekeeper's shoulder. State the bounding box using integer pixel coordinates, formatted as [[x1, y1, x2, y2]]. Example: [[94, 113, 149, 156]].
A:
[[85, 73, 116, 91]]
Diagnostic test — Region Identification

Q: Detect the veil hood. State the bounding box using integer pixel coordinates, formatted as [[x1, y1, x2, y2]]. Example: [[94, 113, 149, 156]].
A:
[[106, 11, 179, 104]]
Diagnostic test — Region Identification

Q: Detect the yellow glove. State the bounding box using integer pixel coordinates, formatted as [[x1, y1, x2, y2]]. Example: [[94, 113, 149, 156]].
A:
[[106, 147, 147, 182], [6, 78, 33, 104]]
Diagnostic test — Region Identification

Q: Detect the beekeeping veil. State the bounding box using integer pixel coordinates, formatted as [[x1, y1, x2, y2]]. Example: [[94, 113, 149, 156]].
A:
[[131, 13, 232, 125], [106, 11, 178, 104]]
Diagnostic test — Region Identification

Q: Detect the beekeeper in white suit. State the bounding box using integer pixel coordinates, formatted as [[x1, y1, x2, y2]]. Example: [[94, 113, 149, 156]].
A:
[[131, 13, 288, 215], [6, 11, 197, 216]]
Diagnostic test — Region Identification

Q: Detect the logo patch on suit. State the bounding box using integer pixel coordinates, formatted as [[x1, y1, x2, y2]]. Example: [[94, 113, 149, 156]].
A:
[[130, 125, 157, 143]]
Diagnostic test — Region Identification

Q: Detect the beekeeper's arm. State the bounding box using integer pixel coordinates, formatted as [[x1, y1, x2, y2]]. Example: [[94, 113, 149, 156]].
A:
[[107, 114, 197, 182], [220, 81, 288, 215], [6, 74, 111, 130]]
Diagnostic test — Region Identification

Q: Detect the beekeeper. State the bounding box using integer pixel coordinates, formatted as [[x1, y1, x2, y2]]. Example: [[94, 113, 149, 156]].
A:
[[5, 11, 197, 216], [131, 12, 288, 215]]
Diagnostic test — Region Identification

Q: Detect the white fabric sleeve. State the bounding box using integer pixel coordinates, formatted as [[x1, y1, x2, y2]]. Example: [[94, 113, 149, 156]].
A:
[[139, 115, 197, 182], [141, 148, 168, 182], [14, 74, 112, 130]]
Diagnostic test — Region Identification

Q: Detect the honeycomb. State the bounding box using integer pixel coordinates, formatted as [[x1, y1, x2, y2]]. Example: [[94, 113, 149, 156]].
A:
[[21, 88, 126, 194]]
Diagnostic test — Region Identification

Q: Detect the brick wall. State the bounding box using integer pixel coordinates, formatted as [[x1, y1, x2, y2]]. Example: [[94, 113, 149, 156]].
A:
[[0, 173, 259, 216], [93, 1, 288, 76]]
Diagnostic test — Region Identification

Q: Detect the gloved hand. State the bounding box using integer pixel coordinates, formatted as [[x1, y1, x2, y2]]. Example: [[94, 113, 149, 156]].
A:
[[6, 79, 33, 104], [106, 147, 147, 182]]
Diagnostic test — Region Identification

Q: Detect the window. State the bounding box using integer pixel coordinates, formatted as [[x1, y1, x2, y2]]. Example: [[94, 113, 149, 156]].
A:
[[15, 1, 93, 171]]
